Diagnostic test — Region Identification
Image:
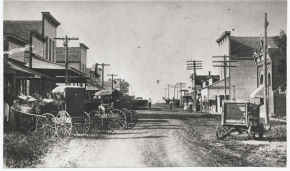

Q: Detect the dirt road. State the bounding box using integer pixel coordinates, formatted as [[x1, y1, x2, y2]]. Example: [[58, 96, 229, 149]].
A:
[[36, 110, 218, 167], [36, 110, 286, 167]]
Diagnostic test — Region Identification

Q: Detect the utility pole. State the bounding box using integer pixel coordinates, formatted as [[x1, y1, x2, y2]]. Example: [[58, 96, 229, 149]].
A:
[[186, 60, 203, 112], [213, 56, 237, 100], [101, 63, 110, 88], [107, 74, 117, 90], [264, 13, 270, 128], [54, 35, 79, 85]]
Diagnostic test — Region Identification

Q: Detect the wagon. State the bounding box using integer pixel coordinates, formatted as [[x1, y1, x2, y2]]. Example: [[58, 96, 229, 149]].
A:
[[50, 85, 90, 136], [90, 89, 137, 131], [216, 100, 264, 140]]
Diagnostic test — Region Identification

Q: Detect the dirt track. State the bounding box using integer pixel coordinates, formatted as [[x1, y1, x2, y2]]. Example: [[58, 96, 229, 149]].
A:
[[36, 110, 286, 167]]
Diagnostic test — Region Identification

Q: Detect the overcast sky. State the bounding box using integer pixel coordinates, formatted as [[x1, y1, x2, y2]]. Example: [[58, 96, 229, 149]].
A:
[[4, 0, 287, 102]]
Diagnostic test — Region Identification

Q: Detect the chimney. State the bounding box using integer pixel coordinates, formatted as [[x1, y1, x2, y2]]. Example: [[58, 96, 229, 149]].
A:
[[208, 71, 211, 78]]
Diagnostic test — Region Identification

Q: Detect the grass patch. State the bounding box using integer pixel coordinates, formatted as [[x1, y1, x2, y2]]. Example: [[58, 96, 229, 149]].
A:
[[3, 130, 58, 168]]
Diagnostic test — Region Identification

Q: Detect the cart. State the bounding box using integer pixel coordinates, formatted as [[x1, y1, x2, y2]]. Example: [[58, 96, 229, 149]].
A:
[[90, 89, 137, 132], [216, 100, 264, 140], [51, 85, 90, 136]]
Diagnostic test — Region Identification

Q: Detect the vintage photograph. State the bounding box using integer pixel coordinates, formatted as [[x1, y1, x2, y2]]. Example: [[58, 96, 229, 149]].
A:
[[2, 0, 287, 168]]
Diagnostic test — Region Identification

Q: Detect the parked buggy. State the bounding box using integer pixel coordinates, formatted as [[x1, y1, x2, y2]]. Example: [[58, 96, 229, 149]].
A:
[[89, 89, 137, 132], [216, 100, 264, 140]]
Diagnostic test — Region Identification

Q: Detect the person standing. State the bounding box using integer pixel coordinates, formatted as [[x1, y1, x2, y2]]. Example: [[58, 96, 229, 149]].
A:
[[148, 98, 152, 110]]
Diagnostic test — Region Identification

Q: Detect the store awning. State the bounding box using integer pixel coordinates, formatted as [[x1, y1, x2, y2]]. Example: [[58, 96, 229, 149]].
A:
[[249, 85, 264, 98], [7, 61, 33, 76], [6, 60, 54, 80], [32, 58, 89, 83], [94, 89, 113, 96]]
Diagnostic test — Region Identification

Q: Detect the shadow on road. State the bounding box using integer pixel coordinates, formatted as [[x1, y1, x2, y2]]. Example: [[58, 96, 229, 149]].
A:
[[137, 112, 219, 121], [100, 135, 167, 140]]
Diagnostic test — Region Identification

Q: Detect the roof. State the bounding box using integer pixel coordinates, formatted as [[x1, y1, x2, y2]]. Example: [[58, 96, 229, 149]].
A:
[[206, 78, 230, 89], [41, 12, 60, 27], [7, 58, 54, 80], [32, 57, 66, 70], [249, 85, 264, 98], [7, 61, 34, 76], [4, 20, 42, 42], [216, 31, 231, 43], [230, 36, 279, 59], [56, 47, 81, 62]]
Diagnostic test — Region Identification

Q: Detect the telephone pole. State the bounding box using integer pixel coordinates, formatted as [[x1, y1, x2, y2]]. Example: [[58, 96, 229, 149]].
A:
[[264, 12, 270, 128], [212, 55, 237, 100], [186, 60, 203, 112], [107, 74, 117, 90], [54, 35, 79, 85]]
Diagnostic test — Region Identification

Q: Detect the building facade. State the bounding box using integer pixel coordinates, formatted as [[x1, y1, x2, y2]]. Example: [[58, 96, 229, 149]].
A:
[[253, 35, 286, 117], [4, 12, 60, 96], [56, 43, 89, 73]]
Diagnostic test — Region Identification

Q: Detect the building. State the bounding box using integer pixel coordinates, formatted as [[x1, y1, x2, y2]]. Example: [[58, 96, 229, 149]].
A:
[[214, 31, 286, 116], [4, 12, 88, 96], [4, 12, 61, 96], [56, 43, 89, 73], [200, 78, 229, 114], [251, 32, 286, 117]]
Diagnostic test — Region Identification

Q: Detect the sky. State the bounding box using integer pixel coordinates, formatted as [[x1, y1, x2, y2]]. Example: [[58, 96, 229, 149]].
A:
[[3, 0, 287, 102]]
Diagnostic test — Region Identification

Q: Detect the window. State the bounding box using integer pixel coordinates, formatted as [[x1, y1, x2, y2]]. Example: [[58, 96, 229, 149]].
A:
[[52, 40, 55, 62], [50, 39, 53, 62], [260, 74, 264, 85], [48, 39, 51, 61], [46, 38, 48, 59], [268, 73, 271, 86]]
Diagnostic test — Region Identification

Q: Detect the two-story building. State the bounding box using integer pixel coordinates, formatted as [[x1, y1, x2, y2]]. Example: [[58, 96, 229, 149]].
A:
[[4, 12, 88, 96], [4, 12, 60, 96]]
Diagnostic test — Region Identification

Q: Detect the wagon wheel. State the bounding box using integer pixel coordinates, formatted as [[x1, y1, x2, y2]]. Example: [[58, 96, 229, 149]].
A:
[[56, 111, 72, 137], [247, 126, 256, 139], [82, 112, 91, 135], [35, 115, 48, 135], [216, 125, 225, 140], [41, 113, 57, 137], [111, 109, 127, 129], [216, 125, 233, 140]]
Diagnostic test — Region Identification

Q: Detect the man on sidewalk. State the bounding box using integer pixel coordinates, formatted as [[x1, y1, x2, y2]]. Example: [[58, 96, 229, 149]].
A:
[[148, 98, 152, 110]]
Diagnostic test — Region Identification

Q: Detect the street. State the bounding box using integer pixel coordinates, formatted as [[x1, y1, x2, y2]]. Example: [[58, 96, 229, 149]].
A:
[[36, 109, 286, 167]]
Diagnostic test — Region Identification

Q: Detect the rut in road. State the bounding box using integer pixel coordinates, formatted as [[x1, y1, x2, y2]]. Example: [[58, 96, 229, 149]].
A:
[[36, 112, 215, 167]]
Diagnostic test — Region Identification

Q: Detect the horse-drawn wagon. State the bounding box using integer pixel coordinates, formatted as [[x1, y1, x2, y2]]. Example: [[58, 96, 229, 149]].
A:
[[10, 86, 137, 137]]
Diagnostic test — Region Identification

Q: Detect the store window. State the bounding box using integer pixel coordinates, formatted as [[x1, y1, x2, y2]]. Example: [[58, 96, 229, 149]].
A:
[[268, 73, 271, 86], [260, 74, 264, 85]]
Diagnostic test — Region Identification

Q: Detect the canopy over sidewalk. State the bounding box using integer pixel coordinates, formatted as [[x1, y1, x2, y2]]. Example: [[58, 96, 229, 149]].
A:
[[32, 58, 89, 83], [249, 85, 264, 98], [6, 59, 54, 80]]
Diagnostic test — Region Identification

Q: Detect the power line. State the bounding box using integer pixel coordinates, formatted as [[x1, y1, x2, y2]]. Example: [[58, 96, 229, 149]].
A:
[[96, 63, 110, 88], [54, 35, 79, 85], [186, 60, 203, 112], [107, 73, 117, 90], [212, 55, 238, 99]]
